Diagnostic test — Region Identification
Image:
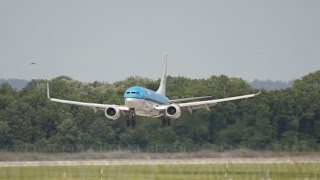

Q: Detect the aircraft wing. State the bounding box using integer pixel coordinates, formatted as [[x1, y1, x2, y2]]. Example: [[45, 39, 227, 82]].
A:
[[169, 96, 212, 103], [156, 91, 260, 113], [179, 91, 260, 109], [46, 84, 129, 111]]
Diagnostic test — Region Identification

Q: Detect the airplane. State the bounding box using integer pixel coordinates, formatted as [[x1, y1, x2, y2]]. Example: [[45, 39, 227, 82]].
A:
[[47, 54, 260, 127]]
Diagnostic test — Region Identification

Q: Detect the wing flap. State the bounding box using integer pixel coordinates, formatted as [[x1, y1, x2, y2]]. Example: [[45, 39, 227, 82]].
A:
[[178, 92, 260, 108], [155, 91, 260, 113], [169, 96, 212, 103], [49, 98, 129, 111]]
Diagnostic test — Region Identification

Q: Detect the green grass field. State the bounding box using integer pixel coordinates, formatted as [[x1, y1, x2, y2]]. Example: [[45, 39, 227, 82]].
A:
[[1, 163, 320, 179]]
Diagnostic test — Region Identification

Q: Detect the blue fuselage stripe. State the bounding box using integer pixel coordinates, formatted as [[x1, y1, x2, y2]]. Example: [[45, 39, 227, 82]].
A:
[[145, 97, 166, 105], [123, 86, 169, 105]]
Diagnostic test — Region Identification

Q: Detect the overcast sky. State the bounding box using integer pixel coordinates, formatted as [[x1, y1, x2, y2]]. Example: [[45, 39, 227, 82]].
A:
[[0, 0, 319, 82]]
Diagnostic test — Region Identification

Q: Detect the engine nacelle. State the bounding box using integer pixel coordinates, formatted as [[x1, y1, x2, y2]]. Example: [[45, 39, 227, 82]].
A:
[[104, 106, 121, 120], [165, 104, 181, 119]]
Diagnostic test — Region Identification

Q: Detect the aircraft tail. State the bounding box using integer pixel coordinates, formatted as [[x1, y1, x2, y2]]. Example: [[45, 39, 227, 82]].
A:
[[156, 54, 167, 96]]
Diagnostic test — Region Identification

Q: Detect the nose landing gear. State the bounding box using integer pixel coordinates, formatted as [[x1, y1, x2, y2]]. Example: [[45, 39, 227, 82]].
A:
[[126, 108, 136, 127]]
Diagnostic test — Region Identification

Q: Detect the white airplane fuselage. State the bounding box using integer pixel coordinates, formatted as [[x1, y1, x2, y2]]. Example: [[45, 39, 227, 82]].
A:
[[124, 86, 169, 117]]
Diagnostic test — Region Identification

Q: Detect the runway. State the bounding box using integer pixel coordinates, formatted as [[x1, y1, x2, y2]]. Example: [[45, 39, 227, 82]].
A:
[[1, 157, 320, 167]]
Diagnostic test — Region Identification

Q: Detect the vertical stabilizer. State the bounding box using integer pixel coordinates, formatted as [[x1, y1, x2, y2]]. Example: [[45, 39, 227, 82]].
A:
[[156, 54, 167, 96]]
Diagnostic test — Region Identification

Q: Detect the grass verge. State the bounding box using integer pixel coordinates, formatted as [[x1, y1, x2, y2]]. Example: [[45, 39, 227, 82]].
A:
[[0, 163, 320, 179], [1, 149, 320, 161]]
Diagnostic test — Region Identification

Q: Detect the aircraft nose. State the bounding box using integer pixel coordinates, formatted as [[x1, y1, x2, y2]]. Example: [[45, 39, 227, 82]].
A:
[[125, 98, 144, 109], [125, 98, 137, 108]]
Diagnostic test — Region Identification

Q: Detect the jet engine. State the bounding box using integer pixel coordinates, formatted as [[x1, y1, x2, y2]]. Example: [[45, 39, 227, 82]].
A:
[[105, 106, 121, 120], [165, 104, 181, 119]]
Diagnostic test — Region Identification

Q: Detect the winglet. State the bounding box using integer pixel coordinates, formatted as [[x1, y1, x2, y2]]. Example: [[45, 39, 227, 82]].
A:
[[47, 83, 51, 99], [255, 88, 262, 96]]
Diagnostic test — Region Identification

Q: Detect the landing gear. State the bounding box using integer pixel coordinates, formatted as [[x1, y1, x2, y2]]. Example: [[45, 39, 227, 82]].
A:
[[126, 108, 136, 127], [161, 117, 171, 126]]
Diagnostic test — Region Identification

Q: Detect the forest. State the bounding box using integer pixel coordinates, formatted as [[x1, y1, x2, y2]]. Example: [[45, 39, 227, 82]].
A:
[[0, 71, 319, 152]]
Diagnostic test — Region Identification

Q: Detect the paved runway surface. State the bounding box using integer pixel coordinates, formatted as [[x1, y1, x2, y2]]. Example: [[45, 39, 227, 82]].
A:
[[1, 157, 320, 167]]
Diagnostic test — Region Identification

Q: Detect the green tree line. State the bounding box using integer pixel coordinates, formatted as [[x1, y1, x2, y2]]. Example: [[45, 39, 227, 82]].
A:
[[0, 71, 319, 151]]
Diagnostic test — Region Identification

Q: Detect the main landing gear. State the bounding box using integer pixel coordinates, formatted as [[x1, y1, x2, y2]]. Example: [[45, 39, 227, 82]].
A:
[[126, 108, 136, 127], [161, 117, 171, 126]]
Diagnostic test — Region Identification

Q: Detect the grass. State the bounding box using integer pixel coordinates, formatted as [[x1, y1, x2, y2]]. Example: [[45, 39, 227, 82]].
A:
[[1, 149, 320, 161], [0, 163, 320, 179]]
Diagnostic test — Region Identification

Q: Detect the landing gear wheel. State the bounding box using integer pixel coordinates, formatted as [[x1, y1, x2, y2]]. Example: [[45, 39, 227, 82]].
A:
[[161, 117, 171, 126], [126, 108, 136, 128], [132, 117, 136, 127], [162, 118, 166, 126]]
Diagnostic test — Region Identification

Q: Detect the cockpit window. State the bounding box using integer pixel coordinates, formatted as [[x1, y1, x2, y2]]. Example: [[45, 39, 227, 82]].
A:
[[126, 91, 140, 95]]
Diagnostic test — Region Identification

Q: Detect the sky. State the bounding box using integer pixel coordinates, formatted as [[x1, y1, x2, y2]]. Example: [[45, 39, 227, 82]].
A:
[[0, 0, 319, 83]]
